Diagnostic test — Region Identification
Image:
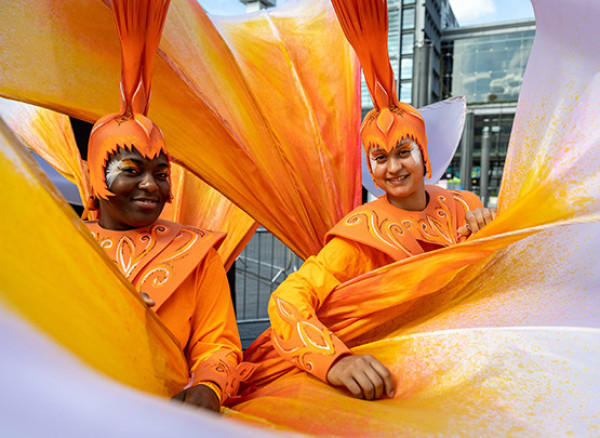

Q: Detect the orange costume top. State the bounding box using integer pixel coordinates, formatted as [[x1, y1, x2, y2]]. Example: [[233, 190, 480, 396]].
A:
[[85, 219, 242, 403], [238, 186, 481, 393]]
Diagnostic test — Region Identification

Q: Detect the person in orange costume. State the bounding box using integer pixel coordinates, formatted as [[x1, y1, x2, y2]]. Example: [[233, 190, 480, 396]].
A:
[[82, 0, 241, 412], [237, 0, 496, 403]]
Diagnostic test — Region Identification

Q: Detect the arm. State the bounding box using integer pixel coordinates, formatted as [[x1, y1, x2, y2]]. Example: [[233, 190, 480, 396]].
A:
[[268, 237, 394, 399], [173, 249, 242, 411]]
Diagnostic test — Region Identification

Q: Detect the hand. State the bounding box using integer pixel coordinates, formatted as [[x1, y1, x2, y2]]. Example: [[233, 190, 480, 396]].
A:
[[458, 208, 497, 237], [326, 354, 394, 400], [171, 384, 220, 413], [140, 292, 155, 307]]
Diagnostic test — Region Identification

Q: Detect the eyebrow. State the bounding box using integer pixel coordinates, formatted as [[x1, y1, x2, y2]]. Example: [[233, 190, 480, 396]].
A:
[[118, 156, 169, 167], [119, 157, 143, 164]]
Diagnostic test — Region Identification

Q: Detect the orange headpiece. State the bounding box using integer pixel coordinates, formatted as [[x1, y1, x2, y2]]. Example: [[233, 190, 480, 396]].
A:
[[88, 0, 171, 202], [331, 0, 431, 179]]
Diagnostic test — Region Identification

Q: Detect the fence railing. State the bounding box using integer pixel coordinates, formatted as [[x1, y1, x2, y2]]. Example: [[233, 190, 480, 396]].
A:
[[232, 227, 303, 322]]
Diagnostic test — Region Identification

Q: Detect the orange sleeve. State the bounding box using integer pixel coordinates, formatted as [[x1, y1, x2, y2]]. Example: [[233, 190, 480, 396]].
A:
[[183, 249, 242, 403], [268, 237, 391, 382]]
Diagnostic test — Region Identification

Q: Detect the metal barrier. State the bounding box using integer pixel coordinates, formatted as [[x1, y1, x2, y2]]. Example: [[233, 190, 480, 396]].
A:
[[233, 227, 303, 322]]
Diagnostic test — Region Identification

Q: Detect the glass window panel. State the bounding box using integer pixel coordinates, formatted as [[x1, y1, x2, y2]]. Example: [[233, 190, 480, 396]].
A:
[[400, 82, 412, 103], [401, 33, 414, 55], [402, 8, 415, 30], [401, 58, 413, 79], [448, 29, 535, 103]]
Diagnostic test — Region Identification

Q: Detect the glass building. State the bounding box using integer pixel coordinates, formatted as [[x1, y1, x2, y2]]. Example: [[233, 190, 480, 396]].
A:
[[441, 20, 535, 205], [362, 0, 458, 112], [442, 24, 534, 104]]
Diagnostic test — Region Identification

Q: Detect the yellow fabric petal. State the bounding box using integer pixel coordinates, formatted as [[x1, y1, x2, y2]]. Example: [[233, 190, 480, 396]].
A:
[[0, 98, 91, 207]]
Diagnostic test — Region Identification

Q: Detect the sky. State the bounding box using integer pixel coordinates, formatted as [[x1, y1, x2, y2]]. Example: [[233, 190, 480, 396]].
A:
[[198, 0, 535, 25]]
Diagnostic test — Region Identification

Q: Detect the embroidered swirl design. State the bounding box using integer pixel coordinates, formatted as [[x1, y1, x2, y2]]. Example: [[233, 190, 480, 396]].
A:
[[346, 211, 411, 252], [141, 267, 170, 288], [117, 229, 157, 278], [99, 238, 113, 249], [271, 298, 336, 374], [162, 228, 200, 263], [342, 191, 468, 252]]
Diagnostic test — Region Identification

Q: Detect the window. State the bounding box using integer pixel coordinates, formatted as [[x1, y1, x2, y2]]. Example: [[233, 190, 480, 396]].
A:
[[402, 7, 415, 30], [400, 82, 412, 103], [400, 57, 413, 80], [401, 33, 414, 55]]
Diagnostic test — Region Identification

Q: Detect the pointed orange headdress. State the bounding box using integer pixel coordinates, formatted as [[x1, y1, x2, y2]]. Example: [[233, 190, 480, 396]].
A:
[[88, 0, 171, 202], [331, 0, 431, 178]]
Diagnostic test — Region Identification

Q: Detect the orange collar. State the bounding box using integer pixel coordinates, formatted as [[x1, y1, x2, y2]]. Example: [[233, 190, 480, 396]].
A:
[[85, 219, 225, 309], [326, 186, 469, 261]]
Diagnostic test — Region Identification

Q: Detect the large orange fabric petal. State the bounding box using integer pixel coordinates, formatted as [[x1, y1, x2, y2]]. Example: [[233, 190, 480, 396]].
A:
[[161, 162, 257, 270], [0, 0, 361, 260], [0, 98, 91, 208], [233, 327, 600, 436]]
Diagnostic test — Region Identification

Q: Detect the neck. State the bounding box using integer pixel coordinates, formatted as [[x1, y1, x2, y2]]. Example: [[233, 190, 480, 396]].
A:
[[386, 188, 428, 211]]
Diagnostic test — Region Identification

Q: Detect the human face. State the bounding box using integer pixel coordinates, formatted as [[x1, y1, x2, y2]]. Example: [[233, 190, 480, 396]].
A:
[[98, 147, 170, 230], [369, 140, 427, 211]]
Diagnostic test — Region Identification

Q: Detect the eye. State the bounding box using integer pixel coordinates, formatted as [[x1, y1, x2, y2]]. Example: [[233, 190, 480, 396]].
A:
[[398, 149, 412, 157], [123, 167, 140, 175], [371, 155, 387, 162], [155, 172, 170, 180]]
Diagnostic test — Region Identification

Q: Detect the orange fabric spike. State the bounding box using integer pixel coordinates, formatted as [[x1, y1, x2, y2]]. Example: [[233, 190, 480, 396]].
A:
[[88, 0, 171, 202], [331, 0, 430, 178]]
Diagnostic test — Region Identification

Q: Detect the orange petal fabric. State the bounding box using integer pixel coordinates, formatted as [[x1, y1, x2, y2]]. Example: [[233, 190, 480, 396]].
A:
[[0, 99, 92, 210], [161, 161, 257, 271]]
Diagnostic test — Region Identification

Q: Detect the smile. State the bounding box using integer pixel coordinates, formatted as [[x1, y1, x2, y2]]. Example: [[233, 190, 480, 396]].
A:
[[386, 174, 409, 185], [133, 198, 160, 209]]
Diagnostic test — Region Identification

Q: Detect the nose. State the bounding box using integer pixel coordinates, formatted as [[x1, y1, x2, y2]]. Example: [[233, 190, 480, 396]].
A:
[[138, 172, 158, 192], [387, 156, 403, 174]]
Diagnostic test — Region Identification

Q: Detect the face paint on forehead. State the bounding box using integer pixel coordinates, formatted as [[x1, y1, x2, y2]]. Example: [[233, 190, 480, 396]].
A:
[[105, 158, 140, 189]]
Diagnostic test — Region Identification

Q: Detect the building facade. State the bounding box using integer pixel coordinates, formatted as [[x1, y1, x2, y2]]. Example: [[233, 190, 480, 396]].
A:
[[362, 0, 458, 112], [441, 20, 535, 206]]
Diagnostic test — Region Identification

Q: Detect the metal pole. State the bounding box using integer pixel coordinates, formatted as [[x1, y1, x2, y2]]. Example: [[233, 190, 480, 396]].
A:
[[412, 40, 432, 108], [460, 111, 474, 191], [480, 126, 491, 207]]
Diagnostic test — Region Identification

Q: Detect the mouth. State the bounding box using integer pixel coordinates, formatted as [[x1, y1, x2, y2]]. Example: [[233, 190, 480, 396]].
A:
[[387, 174, 409, 185], [132, 198, 160, 210]]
